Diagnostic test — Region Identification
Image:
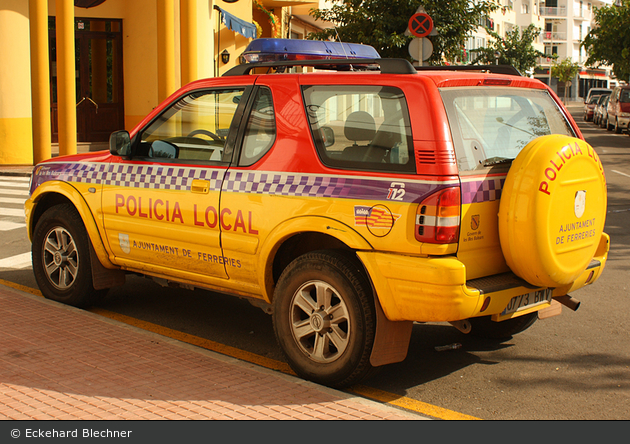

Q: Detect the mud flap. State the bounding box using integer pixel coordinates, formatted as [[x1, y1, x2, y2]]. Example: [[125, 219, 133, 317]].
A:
[[89, 243, 126, 290], [369, 296, 413, 367]]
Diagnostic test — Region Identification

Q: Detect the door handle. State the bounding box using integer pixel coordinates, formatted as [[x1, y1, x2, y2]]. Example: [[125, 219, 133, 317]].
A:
[[76, 96, 99, 114], [191, 179, 210, 194]]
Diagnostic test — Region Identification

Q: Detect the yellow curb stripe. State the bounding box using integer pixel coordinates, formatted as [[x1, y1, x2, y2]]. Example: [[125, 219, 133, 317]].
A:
[[1, 278, 479, 420], [348, 385, 481, 420]]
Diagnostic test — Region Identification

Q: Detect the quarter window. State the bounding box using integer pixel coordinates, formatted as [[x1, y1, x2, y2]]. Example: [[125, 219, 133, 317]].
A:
[[302, 85, 415, 173], [239, 87, 276, 166]]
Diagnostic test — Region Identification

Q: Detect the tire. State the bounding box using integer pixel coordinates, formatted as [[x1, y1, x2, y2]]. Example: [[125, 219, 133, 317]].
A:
[[32, 204, 106, 308], [607, 119, 613, 131], [615, 118, 622, 134], [272, 250, 376, 388], [469, 312, 538, 340]]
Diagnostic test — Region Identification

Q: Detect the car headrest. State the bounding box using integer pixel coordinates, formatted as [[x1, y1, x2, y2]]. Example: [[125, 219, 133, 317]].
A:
[[344, 111, 376, 142]]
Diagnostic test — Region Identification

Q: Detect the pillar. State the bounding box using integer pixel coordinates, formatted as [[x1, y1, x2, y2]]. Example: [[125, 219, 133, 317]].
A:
[[180, 0, 198, 85], [157, 0, 176, 102], [29, 0, 52, 163], [56, 0, 77, 156]]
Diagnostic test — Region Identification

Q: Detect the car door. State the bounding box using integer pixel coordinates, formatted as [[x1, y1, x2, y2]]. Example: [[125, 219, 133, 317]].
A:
[[102, 85, 253, 282]]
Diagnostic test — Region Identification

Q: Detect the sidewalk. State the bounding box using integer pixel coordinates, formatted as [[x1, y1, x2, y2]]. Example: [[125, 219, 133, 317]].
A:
[[0, 284, 424, 420]]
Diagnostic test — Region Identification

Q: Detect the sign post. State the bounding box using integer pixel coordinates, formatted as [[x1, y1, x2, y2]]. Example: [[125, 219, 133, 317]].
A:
[[407, 12, 435, 66]]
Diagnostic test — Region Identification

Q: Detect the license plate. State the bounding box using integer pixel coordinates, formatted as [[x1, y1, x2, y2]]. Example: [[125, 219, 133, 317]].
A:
[[501, 289, 553, 316]]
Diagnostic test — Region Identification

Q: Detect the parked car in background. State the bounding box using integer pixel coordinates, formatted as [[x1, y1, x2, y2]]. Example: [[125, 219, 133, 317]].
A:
[[606, 85, 630, 133], [599, 96, 611, 128], [584, 87, 612, 105], [584, 95, 600, 122], [593, 95, 608, 126]]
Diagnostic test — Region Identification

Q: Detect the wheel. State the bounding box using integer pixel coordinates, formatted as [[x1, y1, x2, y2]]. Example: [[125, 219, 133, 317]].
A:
[[272, 250, 376, 388], [469, 312, 538, 339], [607, 119, 613, 131], [32, 204, 106, 308], [614, 118, 622, 134], [187, 129, 222, 141]]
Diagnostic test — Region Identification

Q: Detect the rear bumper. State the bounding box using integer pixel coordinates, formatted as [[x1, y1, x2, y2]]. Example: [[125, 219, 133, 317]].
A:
[[358, 233, 610, 323]]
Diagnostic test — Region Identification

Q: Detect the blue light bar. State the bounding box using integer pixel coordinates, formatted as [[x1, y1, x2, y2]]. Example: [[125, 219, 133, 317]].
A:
[[240, 38, 381, 63]]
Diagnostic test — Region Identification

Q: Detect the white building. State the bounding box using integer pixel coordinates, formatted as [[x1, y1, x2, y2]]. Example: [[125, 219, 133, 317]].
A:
[[465, 0, 617, 100]]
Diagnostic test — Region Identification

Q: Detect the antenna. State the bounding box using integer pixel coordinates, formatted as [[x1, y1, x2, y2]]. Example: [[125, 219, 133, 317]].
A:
[[334, 28, 350, 59]]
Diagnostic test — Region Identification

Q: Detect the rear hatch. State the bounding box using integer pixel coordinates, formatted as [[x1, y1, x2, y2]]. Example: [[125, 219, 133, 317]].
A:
[[439, 85, 579, 280]]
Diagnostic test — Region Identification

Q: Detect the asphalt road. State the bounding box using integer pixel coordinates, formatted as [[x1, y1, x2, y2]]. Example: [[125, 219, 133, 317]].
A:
[[1, 103, 628, 420]]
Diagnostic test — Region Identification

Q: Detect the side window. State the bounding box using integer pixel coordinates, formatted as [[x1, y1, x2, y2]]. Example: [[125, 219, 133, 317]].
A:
[[239, 87, 276, 166], [138, 88, 244, 162], [302, 85, 415, 173]]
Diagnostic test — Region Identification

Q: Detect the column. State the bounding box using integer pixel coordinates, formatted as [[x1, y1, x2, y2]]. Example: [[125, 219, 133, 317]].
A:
[[29, 0, 51, 163], [157, 0, 176, 102], [56, 0, 77, 156], [180, 0, 198, 85]]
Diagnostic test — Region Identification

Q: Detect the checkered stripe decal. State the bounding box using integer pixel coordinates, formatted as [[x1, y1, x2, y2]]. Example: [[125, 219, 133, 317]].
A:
[[461, 178, 505, 204], [33, 162, 448, 203], [34, 163, 224, 192]]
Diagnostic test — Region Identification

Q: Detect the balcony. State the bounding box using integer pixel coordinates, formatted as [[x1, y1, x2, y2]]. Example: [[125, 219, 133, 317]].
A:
[[542, 31, 567, 41], [539, 6, 567, 17], [573, 10, 592, 20]]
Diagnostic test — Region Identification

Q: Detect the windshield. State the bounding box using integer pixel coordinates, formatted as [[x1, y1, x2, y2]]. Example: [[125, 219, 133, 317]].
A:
[[440, 87, 576, 171]]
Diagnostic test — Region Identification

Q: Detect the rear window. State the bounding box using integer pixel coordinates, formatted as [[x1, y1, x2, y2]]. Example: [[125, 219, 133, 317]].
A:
[[620, 89, 630, 103], [440, 87, 576, 171]]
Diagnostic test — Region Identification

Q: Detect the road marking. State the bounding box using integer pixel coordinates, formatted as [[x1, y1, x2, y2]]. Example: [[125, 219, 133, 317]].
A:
[[612, 170, 630, 178], [0, 197, 26, 204], [0, 252, 31, 269], [0, 221, 26, 231], [0, 208, 25, 217], [0, 189, 29, 197], [0, 278, 481, 421], [0, 181, 29, 188]]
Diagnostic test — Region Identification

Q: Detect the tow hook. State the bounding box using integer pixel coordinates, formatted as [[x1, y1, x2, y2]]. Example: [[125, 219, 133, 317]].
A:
[[449, 320, 472, 334], [554, 295, 581, 311]]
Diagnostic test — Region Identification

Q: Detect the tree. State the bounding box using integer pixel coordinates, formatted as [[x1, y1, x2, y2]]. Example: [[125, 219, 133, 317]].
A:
[[308, 0, 498, 64], [551, 58, 580, 103], [470, 24, 545, 74], [582, 0, 630, 81]]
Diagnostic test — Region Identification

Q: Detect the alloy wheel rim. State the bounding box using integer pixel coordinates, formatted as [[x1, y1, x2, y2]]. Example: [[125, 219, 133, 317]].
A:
[[289, 280, 351, 363], [42, 227, 79, 290]]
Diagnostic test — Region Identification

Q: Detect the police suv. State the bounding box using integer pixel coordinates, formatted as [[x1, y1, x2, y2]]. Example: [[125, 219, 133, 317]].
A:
[[25, 39, 609, 388]]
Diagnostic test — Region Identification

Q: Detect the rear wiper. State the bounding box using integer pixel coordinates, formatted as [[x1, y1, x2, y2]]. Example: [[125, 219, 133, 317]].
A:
[[483, 156, 514, 167]]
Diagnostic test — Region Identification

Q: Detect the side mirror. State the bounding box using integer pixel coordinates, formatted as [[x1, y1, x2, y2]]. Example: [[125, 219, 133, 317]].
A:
[[321, 126, 335, 148], [109, 130, 131, 157]]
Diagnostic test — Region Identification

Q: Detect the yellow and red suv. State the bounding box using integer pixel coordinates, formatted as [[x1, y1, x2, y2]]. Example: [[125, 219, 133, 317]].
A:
[[25, 40, 609, 388]]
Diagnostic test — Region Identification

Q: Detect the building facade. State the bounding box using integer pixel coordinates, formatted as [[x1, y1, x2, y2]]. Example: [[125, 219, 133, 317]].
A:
[[0, 0, 327, 166]]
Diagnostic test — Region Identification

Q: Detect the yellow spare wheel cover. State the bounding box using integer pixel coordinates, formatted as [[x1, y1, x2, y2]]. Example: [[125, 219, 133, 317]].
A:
[[498, 134, 607, 288]]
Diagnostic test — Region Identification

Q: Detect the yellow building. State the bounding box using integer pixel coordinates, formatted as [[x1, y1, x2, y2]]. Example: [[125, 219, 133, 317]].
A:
[[0, 0, 324, 167]]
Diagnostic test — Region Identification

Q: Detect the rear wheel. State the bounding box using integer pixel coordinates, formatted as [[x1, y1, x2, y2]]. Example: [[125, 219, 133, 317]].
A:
[[272, 250, 376, 388], [32, 204, 106, 308], [469, 312, 538, 339]]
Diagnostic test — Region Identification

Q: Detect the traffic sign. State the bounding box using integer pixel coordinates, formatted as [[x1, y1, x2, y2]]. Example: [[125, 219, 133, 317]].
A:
[[408, 37, 433, 61], [408, 13, 433, 38]]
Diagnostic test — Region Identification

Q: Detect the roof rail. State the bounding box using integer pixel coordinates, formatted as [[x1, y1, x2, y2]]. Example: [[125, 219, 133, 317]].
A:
[[222, 58, 417, 77], [413, 64, 522, 76]]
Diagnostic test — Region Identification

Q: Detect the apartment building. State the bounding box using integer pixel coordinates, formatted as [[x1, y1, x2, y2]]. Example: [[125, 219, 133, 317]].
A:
[[464, 0, 617, 100]]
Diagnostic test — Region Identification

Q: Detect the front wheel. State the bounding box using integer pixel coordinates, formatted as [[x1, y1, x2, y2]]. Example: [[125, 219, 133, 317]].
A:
[[272, 250, 376, 388], [32, 204, 106, 308], [615, 118, 622, 134]]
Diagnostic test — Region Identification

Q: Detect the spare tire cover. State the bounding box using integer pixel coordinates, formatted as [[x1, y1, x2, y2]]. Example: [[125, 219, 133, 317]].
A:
[[498, 134, 607, 288]]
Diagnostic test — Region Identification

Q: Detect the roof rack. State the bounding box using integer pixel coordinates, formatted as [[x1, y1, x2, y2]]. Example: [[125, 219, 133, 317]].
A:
[[222, 58, 417, 77], [413, 64, 522, 76]]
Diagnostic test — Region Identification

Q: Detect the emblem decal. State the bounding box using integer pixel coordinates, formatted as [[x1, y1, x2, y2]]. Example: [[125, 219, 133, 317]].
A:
[[354, 205, 401, 238], [471, 214, 480, 231], [574, 190, 586, 218], [119, 233, 131, 254]]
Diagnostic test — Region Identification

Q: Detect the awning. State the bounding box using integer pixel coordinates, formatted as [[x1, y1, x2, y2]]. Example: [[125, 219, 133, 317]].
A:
[[215, 6, 257, 39]]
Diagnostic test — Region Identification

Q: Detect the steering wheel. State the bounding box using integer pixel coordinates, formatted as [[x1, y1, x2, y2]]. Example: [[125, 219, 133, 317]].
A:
[[187, 129, 222, 142]]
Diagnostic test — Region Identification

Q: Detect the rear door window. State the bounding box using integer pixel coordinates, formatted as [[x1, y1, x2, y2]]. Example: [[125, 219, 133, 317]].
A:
[[302, 85, 415, 173]]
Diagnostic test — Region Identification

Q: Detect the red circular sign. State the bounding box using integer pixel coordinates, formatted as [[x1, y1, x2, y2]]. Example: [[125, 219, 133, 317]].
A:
[[409, 13, 433, 38]]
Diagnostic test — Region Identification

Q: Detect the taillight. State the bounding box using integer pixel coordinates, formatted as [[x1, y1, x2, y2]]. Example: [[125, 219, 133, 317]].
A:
[[415, 187, 461, 244]]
